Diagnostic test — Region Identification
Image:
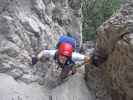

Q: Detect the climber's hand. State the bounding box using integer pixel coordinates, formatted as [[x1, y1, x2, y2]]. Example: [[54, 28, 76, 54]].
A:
[[31, 55, 38, 65], [91, 48, 108, 66], [84, 56, 92, 64]]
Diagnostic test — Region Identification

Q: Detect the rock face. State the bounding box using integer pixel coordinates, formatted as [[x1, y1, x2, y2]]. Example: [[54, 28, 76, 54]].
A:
[[0, 73, 49, 100], [0, 0, 81, 85], [85, 1, 133, 100], [0, 73, 93, 100], [51, 73, 93, 100]]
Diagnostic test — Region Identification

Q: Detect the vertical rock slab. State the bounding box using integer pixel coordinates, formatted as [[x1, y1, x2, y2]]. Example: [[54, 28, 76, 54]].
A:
[[0, 0, 81, 84], [86, 1, 133, 100]]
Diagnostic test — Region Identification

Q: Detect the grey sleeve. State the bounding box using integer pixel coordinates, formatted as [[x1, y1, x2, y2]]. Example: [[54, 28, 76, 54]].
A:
[[72, 52, 85, 61], [37, 50, 57, 59]]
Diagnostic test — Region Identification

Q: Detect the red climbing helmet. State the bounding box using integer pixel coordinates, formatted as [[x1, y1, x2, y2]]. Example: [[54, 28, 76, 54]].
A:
[[58, 43, 73, 57]]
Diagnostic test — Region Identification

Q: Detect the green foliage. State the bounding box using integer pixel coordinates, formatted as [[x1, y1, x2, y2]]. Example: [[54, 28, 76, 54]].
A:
[[82, 0, 121, 41]]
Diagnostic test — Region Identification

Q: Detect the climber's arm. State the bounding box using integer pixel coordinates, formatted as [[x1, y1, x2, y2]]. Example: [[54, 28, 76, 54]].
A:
[[72, 52, 92, 65], [37, 50, 56, 60], [32, 50, 57, 65], [72, 47, 108, 67]]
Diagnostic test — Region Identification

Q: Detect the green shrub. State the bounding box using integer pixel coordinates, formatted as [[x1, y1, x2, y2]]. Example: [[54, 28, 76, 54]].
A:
[[82, 0, 121, 41]]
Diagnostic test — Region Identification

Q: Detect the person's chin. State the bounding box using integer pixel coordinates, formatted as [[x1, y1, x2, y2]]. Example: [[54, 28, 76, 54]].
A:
[[60, 62, 65, 65]]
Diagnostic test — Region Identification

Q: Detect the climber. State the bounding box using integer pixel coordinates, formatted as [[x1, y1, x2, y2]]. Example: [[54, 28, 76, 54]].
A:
[[31, 35, 107, 80]]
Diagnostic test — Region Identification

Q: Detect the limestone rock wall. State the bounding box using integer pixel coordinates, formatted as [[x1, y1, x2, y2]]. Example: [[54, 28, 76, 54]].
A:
[[85, 1, 133, 100], [0, 0, 81, 84], [0, 0, 87, 100]]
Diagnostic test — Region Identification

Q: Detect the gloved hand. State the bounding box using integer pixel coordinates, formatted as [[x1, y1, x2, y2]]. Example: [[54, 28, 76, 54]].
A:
[[31, 55, 38, 65], [91, 48, 108, 66]]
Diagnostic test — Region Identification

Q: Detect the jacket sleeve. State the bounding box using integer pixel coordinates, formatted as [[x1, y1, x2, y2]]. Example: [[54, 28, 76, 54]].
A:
[[72, 52, 85, 61], [37, 50, 57, 59]]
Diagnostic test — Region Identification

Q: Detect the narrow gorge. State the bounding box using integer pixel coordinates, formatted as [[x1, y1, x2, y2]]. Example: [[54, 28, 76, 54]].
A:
[[0, 0, 133, 100]]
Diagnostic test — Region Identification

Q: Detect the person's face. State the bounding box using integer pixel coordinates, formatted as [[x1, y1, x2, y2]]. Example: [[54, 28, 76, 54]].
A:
[[58, 55, 68, 64]]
